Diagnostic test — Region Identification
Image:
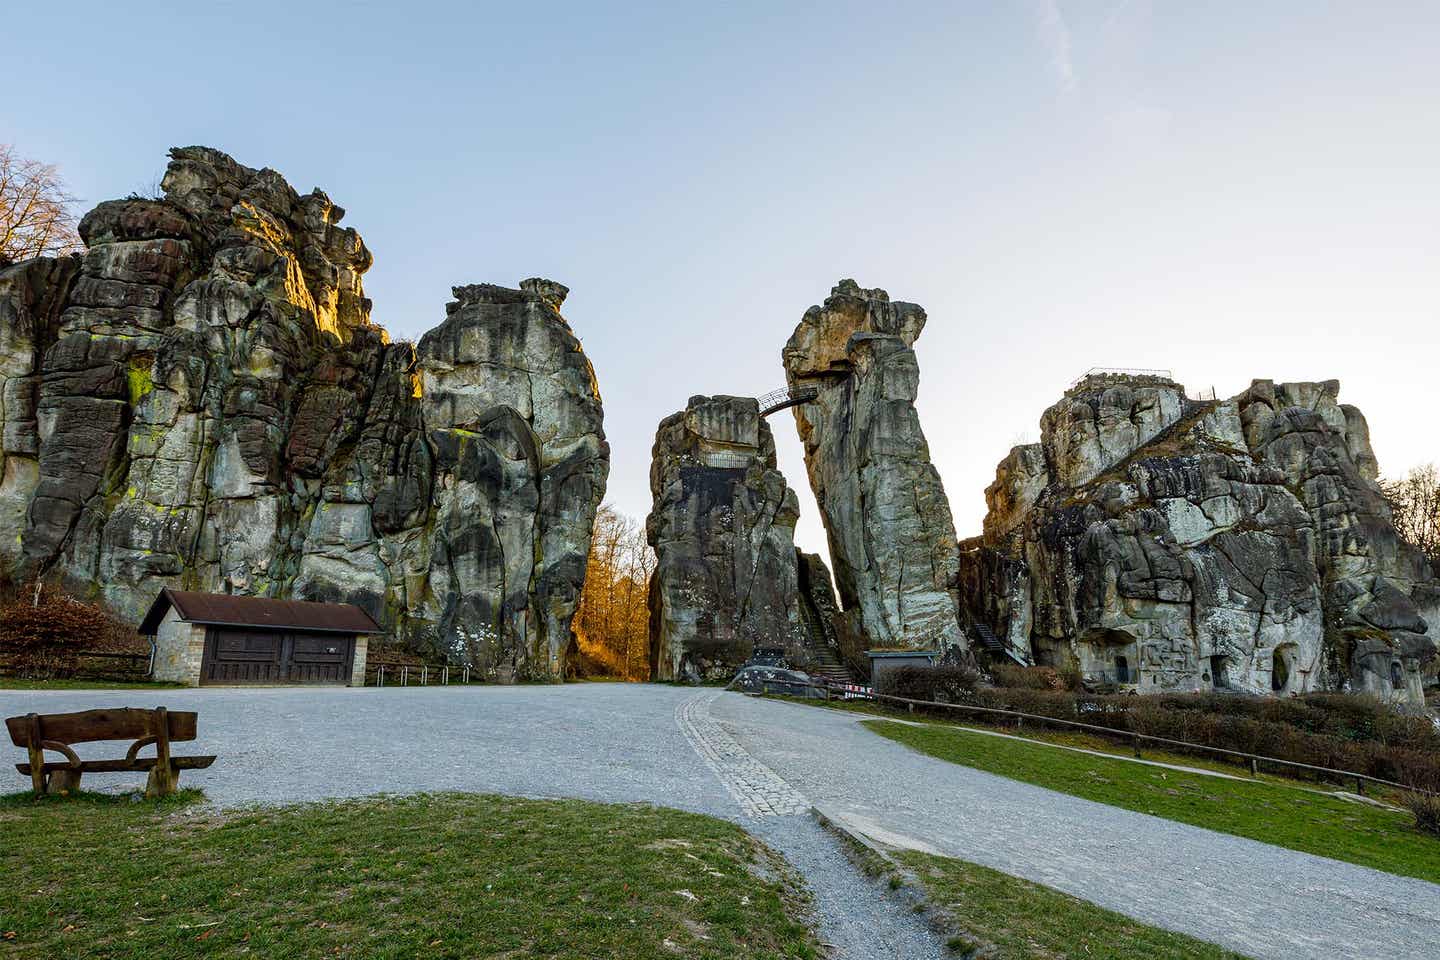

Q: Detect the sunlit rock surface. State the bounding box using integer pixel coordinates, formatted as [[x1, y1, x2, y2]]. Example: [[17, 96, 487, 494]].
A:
[[0, 147, 608, 679], [971, 373, 1437, 703], [646, 395, 804, 682], [782, 280, 964, 659]]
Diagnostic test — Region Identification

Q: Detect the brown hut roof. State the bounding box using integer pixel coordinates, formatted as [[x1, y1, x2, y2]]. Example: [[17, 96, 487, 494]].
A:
[[138, 589, 383, 636]]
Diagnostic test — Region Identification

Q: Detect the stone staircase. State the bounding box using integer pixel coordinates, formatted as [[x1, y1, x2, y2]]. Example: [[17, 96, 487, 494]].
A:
[[796, 593, 858, 685]]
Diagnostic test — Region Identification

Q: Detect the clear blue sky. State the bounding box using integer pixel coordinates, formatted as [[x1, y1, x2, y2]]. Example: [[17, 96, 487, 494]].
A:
[[9, 1, 1439, 556]]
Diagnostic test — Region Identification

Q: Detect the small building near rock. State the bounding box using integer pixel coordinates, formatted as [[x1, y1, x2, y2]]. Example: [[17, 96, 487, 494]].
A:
[[867, 649, 939, 693], [139, 590, 381, 686]]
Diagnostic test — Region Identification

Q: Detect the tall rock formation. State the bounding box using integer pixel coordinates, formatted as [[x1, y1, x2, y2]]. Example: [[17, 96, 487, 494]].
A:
[[0, 147, 608, 680], [971, 372, 1438, 703], [647, 395, 804, 681], [782, 280, 963, 658]]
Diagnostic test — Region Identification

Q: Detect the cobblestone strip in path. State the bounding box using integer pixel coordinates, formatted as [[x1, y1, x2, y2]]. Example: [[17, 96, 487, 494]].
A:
[[677, 692, 809, 818]]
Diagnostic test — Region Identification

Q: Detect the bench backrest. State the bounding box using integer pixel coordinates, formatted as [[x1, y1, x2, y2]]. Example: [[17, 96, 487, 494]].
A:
[[5, 708, 198, 747]]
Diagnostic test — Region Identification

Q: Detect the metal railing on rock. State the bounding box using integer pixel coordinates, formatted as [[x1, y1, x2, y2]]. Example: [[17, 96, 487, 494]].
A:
[[757, 386, 819, 417], [1068, 367, 1175, 388]]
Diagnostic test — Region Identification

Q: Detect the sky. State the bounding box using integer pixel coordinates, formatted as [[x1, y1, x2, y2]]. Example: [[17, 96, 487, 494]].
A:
[[8, 1, 1439, 559]]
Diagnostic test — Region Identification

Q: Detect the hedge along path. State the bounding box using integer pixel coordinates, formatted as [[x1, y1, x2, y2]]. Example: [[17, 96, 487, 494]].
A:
[[780, 692, 1397, 792], [880, 715, 1264, 785], [820, 683, 1439, 797]]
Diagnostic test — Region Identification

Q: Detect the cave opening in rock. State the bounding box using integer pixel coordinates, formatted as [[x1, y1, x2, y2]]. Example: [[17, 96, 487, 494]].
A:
[[1271, 645, 1293, 692], [1209, 654, 1230, 689], [1390, 660, 1404, 688], [1114, 655, 1131, 683]]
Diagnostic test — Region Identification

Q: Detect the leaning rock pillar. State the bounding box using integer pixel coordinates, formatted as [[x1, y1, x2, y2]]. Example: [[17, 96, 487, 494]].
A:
[[782, 280, 964, 656]]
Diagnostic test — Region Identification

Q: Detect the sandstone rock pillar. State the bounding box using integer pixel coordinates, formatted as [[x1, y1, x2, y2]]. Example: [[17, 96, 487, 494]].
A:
[[975, 373, 1438, 704], [0, 147, 609, 682], [782, 280, 964, 657], [646, 395, 803, 681]]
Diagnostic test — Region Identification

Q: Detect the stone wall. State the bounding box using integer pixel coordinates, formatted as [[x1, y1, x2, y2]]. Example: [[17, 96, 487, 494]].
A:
[[782, 280, 963, 656], [975, 374, 1438, 704], [151, 605, 206, 685], [350, 635, 369, 687], [0, 147, 608, 680], [646, 395, 803, 681]]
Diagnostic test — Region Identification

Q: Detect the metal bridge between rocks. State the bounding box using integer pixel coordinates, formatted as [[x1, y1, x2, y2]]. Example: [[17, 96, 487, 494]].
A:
[[758, 386, 818, 418]]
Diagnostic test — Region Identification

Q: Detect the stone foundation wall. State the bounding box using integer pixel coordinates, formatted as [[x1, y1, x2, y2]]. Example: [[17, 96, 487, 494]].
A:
[[151, 606, 206, 685], [350, 635, 369, 687]]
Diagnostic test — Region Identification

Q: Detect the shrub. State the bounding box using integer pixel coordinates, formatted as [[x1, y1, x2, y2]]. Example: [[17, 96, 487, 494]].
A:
[[0, 585, 141, 678], [879, 665, 980, 702], [1403, 792, 1440, 838], [876, 665, 1440, 792], [989, 664, 1064, 690]]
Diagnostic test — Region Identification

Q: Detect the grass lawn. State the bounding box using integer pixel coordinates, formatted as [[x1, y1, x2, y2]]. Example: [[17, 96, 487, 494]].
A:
[[863, 718, 1440, 885], [0, 791, 820, 959], [895, 850, 1246, 960], [0, 678, 185, 690]]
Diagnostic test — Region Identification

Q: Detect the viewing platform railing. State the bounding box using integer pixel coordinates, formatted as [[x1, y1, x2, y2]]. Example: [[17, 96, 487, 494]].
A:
[[1068, 367, 1175, 388]]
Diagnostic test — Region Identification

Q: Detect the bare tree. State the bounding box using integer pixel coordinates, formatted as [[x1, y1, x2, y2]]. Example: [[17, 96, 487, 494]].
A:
[[0, 144, 82, 265], [1382, 463, 1440, 573]]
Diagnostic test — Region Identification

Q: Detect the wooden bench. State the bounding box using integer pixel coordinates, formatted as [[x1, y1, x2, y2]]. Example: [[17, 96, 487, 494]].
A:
[[6, 707, 216, 797]]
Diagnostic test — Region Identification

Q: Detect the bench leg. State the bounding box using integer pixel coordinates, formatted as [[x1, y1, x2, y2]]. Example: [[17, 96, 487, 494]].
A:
[[145, 763, 178, 799], [46, 769, 82, 796], [28, 740, 45, 796]]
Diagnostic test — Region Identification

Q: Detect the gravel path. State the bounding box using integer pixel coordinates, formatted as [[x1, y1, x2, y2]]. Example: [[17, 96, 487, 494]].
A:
[[710, 693, 1440, 960], [5, 684, 1437, 959]]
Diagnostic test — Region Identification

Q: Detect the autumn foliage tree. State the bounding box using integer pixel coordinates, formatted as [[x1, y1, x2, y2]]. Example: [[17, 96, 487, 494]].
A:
[[571, 505, 654, 680], [0, 144, 82, 265]]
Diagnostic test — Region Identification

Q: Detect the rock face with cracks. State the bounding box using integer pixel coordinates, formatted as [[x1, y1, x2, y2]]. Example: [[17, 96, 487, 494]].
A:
[[970, 373, 1437, 704], [782, 280, 964, 660], [0, 147, 608, 680], [646, 395, 804, 682]]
